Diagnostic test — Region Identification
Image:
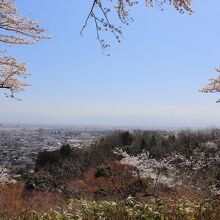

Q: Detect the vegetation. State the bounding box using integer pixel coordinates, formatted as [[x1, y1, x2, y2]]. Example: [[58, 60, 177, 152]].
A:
[[0, 0, 49, 98], [0, 189, 220, 220], [22, 130, 220, 198], [200, 67, 220, 102], [29, 199, 220, 220], [1, 129, 220, 219], [1, 0, 220, 219]]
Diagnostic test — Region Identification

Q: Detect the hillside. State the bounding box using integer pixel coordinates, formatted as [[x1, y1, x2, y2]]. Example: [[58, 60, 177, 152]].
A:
[[1, 129, 220, 219]]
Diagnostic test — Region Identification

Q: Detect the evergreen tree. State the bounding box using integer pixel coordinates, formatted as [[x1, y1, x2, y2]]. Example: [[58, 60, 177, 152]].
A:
[[140, 138, 147, 150]]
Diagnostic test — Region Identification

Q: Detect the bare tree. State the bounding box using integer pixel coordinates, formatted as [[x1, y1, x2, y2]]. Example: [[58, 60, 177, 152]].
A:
[[0, 0, 49, 98]]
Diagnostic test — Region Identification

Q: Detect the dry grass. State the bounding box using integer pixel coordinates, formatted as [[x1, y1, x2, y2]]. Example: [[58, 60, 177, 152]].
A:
[[0, 183, 65, 219], [0, 183, 24, 218]]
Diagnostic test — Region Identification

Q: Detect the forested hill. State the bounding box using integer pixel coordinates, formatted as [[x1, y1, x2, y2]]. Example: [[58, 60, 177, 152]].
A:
[[1, 129, 220, 219], [24, 129, 220, 197]]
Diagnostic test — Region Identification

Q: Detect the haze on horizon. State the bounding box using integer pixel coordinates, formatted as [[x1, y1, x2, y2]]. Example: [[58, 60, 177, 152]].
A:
[[1, 0, 220, 128]]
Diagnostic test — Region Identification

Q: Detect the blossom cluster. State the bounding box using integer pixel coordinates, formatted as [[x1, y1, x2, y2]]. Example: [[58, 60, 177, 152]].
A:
[[0, 0, 49, 97], [200, 68, 220, 102], [115, 148, 180, 187], [0, 166, 16, 184], [0, 55, 28, 98], [0, 0, 49, 45], [115, 141, 220, 195]]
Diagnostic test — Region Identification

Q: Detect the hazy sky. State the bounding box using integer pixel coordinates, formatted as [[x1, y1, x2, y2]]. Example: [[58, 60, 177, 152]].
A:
[[1, 0, 220, 127]]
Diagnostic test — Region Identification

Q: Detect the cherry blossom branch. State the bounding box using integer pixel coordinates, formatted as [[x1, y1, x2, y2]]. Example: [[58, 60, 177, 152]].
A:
[[200, 68, 220, 103], [0, 55, 28, 99], [0, 0, 50, 45], [82, 0, 192, 51], [0, 0, 49, 99]]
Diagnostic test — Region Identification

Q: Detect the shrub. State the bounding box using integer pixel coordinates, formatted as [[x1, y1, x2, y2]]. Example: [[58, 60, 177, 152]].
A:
[[25, 171, 58, 191], [20, 198, 220, 220], [0, 183, 24, 219], [60, 144, 71, 157], [35, 150, 61, 170], [95, 165, 111, 178]]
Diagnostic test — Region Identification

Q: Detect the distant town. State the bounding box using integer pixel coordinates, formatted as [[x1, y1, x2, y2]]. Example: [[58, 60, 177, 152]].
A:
[[0, 124, 114, 177]]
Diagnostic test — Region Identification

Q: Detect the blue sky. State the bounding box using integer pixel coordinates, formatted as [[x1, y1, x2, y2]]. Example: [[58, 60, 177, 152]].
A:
[[1, 0, 220, 127]]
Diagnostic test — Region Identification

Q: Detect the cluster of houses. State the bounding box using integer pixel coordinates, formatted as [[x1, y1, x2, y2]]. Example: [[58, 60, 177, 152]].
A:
[[0, 125, 113, 179]]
